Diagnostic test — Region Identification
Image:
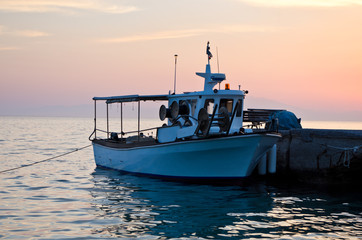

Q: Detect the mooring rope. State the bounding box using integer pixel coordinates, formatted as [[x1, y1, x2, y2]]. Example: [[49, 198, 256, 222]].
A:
[[320, 144, 362, 168], [0, 144, 92, 174], [324, 144, 362, 152]]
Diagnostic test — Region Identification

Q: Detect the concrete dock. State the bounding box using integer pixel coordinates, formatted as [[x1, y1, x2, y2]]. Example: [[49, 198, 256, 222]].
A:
[[273, 129, 362, 186]]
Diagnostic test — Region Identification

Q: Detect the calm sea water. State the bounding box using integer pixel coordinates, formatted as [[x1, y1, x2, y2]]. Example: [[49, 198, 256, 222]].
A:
[[0, 116, 361, 239]]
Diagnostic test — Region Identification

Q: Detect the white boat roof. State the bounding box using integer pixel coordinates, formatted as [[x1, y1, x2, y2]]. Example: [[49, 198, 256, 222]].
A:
[[93, 94, 169, 104], [172, 89, 244, 97], [93, 88, 245, 104]]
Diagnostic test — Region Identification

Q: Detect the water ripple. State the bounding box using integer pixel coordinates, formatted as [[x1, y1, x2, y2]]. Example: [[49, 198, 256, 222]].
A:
[[0, 117, 361, 239]]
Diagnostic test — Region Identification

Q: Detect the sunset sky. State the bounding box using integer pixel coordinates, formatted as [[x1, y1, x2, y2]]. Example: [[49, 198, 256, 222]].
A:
[[0, 0, 361, 120]]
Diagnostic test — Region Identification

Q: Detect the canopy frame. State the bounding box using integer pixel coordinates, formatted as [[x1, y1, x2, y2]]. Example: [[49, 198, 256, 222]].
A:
[[91, 94, 169, 141]]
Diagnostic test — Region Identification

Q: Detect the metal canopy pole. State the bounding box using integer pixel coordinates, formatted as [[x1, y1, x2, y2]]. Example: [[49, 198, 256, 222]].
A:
[[106, 103, 109, 139], [121, 102, 123, 140], [94, 100, 97, 139], [138, 101, 140, 142]]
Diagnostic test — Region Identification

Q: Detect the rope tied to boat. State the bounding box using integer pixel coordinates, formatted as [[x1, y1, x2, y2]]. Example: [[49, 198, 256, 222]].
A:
[[0, 144, 92, 174], [320, 144, 362, 168]]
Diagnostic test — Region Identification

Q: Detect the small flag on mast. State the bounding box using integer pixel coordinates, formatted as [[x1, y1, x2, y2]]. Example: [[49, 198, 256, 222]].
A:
[[206, 41, 213, 60]]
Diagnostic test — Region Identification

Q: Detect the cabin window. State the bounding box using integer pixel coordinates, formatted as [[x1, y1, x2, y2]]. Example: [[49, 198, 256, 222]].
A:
[[236, 99, 242, 117], [179, 100, 190, 115], [179, 99, 197, 116], [220, 99, 233, 113], [188, 99, 197, 116], [204, 99, 215, 114]]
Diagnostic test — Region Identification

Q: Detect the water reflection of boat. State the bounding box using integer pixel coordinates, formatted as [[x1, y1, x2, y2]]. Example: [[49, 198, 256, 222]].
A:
[[90, 168, 274, 239], [90, 169, 362, 239], [90, 42, 280, 180]]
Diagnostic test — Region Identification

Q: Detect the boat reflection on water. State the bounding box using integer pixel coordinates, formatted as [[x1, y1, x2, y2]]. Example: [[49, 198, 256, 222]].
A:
[[89, 168, 274, 239], [89, 168, 362, 239]]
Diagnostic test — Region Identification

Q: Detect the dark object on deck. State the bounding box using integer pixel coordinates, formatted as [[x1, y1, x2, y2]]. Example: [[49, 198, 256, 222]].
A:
[[267, 110, 302, 131], [110, 132, 119, 140], [243, 109, 302, 131]]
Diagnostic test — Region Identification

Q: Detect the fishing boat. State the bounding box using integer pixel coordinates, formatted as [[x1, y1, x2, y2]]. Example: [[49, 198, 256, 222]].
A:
[[90, 42, 280, 180]]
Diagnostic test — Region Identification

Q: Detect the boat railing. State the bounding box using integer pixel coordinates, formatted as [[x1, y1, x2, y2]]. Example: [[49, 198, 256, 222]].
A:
[[204, 103, 219, 136], [90, 126, 160, 142], [226, 100, 240, 135], [243, 108, 285, 129], [121, 126, 160, 135]]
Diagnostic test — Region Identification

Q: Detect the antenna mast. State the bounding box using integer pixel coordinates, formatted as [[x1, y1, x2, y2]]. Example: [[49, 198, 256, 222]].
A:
[[173, 54, 178, 94], [217, 46, 221, 90], [217, 46, 220, 73]]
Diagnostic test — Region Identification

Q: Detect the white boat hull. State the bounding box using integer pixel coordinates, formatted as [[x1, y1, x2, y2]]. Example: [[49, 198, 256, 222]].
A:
[[92, 134, 280, 179]]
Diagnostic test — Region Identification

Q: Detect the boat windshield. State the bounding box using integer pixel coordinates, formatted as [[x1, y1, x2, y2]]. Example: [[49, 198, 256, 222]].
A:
[[220, 99, 233, 112], [204, 99, 215, 114]]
